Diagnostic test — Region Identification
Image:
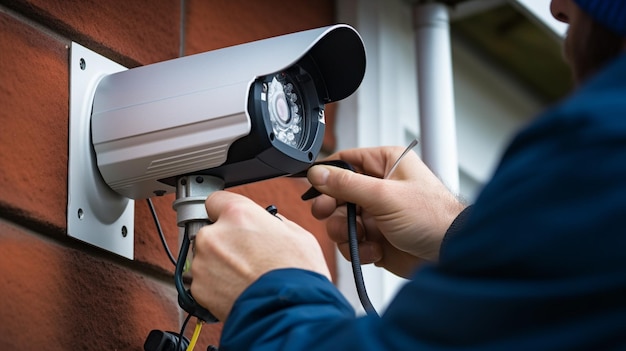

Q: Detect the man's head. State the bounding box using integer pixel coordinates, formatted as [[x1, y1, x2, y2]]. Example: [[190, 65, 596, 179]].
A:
[[550, 0, 626, 83]]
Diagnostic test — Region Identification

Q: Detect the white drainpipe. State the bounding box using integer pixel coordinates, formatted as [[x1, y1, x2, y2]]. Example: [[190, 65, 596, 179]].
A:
[[413, 2, 460, 193]]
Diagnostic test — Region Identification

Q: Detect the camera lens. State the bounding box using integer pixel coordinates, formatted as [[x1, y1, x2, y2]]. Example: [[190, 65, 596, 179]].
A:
[[267, 72, 306, 149], [274, 93, 290, 124]]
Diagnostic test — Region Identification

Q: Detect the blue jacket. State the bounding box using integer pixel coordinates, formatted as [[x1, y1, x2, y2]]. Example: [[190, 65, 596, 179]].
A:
[[219, 53, 626, 350]]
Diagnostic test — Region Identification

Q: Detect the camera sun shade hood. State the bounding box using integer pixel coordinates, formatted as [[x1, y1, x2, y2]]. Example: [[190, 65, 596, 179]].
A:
[[91, 24, 366, 200]]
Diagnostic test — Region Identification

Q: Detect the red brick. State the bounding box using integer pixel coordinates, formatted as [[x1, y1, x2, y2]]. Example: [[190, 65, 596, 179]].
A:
[[186, 0, 335, 54], [323, 102, 339, 153], [0, 219, 192, 350], [0, 12, 69, 232], [5, 0, 179, 66]]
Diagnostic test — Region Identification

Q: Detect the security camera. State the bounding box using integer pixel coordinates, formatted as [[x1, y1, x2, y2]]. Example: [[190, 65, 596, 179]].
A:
[[68, 24, 366, 325], [90, 24, 366, 200]]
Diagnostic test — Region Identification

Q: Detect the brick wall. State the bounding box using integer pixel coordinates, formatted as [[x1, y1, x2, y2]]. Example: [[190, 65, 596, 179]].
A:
[[0, 1, 336, 349]]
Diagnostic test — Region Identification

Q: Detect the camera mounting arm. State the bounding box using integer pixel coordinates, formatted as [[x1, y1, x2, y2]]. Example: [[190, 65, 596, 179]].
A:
[[172, 175, 224, 323]]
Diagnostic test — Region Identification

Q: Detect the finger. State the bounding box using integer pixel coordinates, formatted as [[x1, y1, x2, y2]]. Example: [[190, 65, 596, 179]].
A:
[[311, 195, 354, 220], [311, 194, 341, 219], [204, 190, 260, 223], [337, 240, 382, 265], [322, 148, 385, 177], [325, 211, 366, 244], [192, 226, 210, 256], [307, 165, 385, 210]]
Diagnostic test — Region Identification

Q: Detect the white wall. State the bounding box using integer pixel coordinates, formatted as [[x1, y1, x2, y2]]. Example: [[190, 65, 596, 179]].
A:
[[335, 0, 419, 152], [453, 38, 542, 200]]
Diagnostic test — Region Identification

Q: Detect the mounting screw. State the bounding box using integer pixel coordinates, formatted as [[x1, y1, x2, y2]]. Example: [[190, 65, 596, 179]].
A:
[[78, 208, 84, 220], [79, 58, 86, 70], [121, 226, 128, 237], [196, 176, 204, 183]]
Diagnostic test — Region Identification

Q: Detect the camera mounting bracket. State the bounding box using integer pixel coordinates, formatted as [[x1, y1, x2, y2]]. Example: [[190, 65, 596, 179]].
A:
[[67, 42, 134, 259]]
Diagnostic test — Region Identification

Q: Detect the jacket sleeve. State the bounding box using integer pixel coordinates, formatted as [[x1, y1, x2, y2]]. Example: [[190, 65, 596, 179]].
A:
[[439, 205, 472, 257], [219, 268, 364, 350], [220, 268, 429, 350]]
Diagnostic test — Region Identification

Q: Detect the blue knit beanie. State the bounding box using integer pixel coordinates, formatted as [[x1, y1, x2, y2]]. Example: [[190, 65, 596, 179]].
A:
[[574, 0, 626, 36]]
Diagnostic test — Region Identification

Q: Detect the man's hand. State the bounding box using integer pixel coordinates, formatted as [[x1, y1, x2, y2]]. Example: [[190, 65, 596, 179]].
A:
[[307, 146, 465, 277], [190, 191, 331, 321]]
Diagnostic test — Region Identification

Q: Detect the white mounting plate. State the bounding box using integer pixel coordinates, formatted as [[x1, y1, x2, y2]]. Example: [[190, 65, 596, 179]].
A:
[[68, 42, 134, 259]]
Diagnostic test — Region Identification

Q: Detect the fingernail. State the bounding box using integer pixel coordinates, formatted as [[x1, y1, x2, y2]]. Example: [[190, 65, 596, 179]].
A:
[[307, 165, 330, 186]]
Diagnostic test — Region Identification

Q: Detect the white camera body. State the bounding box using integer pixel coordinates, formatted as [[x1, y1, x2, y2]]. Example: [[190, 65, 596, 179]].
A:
[[91, 24, 366, 199]]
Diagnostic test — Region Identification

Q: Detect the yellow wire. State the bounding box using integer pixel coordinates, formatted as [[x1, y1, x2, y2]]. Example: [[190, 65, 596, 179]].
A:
[[187, 319, 204, 351]]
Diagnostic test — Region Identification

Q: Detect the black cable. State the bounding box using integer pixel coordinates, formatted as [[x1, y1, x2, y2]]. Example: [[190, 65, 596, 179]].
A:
[[176, 224, 218, 322], [147, 198, 177, 266], [297, 160, 379, 317], [174, 226, 192, 306], [347, 202, 379, 317], [177, 313, 192, 351]]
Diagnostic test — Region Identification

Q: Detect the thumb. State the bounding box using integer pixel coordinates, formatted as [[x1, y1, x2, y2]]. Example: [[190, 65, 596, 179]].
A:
[[307, 165, 382, 207], [204, 190, 255, 223]]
